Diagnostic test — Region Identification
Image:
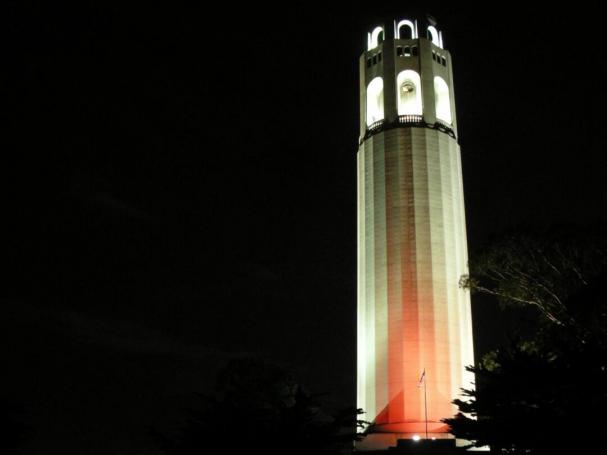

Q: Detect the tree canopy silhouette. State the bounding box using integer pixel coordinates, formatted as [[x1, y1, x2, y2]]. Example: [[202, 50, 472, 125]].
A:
[[459, 229, 607, 329], [155, 357, 367, 455], [446, 228, 607, 454]]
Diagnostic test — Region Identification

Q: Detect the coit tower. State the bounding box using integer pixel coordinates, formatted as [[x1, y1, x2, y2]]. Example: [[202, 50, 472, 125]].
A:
[[357, 16, 474, 449]]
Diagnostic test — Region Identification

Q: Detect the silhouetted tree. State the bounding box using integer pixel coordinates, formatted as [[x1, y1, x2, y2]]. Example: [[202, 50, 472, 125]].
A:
[[446, 229, 607, 454], [446, 339, 607, 454], [460, 230, 607, 329], [155, 358, 367, 455]]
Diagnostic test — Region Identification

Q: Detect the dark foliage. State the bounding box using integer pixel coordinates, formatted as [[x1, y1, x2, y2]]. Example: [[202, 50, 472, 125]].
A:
[[154, 358, 367, 455], [460, 229, 607, 327], [447, 230, 607, 454], [445, 339, 607, 454]]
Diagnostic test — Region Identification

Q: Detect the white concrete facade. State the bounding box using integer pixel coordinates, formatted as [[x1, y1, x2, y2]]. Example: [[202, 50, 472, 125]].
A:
[[357, 18, 474, 450]]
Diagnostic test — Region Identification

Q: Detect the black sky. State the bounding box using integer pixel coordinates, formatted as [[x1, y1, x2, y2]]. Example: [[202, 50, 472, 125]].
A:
[[3, 2, 607, 453]]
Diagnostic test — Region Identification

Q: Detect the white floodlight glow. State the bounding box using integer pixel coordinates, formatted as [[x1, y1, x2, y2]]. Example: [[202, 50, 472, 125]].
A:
[[434, 76, 452, 124], [412, 435, 421, 442], [366, 77, 384, 126], [395, 19, 417, 39], [427, 25, 441, 48], [397, 70, 423, 116], [367, 26, 384, 50]]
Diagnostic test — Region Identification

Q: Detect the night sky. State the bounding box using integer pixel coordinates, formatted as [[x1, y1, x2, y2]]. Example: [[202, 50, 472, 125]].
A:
[[3, 3, 607, 453]]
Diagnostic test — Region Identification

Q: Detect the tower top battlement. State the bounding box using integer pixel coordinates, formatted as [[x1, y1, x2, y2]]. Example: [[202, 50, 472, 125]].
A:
[[368, 16, 445, 51], [359, 16, 456, 143]]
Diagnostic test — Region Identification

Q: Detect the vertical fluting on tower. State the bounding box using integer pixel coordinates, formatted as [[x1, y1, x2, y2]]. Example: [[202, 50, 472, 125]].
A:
[[357, 17, 474, 450]]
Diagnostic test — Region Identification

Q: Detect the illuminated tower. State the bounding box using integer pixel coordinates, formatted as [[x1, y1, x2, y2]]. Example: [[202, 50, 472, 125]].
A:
[[357, 16, 474, 450]]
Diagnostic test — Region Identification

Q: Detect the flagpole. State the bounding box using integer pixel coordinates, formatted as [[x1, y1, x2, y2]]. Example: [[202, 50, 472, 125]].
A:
[[418, 369, 429, 440], [424, 372, 428, 440]]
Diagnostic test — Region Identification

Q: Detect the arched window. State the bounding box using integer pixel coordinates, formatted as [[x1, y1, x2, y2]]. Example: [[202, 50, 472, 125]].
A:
[[427, 25, 442, 48], [366, 77, 384, 126], [395, 19, 416, 39], [434, 76, 452, 124], [397, 70, 422, 116], [368, 26, 385, 51]]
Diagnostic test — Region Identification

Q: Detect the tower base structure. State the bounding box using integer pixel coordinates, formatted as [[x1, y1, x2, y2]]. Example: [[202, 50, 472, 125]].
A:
[[356, 434, 481, 453], [356, 437, 481, 454], [357, 435, 447, 452]]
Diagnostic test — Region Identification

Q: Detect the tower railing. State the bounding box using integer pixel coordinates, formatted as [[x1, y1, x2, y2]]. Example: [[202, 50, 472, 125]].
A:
[[435, 119, 454, 134], [367, 119, 385, 133], [398, 114, 423, 124], [362, 116, 456, 143]]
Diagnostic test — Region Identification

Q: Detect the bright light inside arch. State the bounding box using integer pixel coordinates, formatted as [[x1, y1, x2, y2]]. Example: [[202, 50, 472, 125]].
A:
[[366, 77, 384, 126], [427, 25, 442, 48], [412, 435, 421, 442], [434, 76, 452, 124], [367, 26, 384, 50], [395, 19, 417, 39], [397, 70, 423, 116]]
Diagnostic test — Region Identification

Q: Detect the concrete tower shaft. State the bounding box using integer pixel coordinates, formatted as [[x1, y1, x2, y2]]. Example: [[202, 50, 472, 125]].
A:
[[357, 17, 475, 450]]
